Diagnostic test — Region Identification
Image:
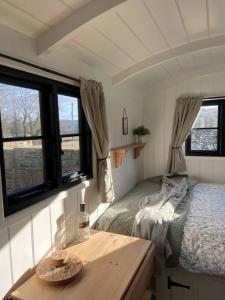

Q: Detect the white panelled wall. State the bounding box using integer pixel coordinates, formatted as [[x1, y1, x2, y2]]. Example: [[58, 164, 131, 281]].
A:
[[143, 71, 225, 183], [109, 87, 144, 199], [0, 85, 143, 299], [0, 26, 144, 299], [0, 182, 99, 299], [0, 88, 143, 299]]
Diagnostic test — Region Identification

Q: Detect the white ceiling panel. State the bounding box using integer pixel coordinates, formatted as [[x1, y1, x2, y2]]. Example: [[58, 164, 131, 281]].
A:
[[0, 1, 47, 37], [211, 46, 225, 66], [193, 48, 211, 68], [145, 65, 169, 81], [72, 26, 134, 70], [117, 0, 169, 54], [144, 0, 187, 47], [176, 0, 208, 41], [5, 0, 71, 27], [209, 0, 225, 36], [63, 40, 119, 75], [127, 64, 169, 90], [92, 11, 150, 62], [59, 0, 92, 11], [177, 53, 196, 72], [2, 0, 225, 90], [161, 58, 183, 76]]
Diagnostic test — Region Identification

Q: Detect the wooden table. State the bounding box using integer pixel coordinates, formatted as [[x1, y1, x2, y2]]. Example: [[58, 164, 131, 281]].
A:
[[9, 231, 155, 300]]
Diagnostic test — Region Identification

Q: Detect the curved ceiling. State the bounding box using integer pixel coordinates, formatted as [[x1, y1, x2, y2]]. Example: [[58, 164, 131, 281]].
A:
[[1, 0, 225, 90]]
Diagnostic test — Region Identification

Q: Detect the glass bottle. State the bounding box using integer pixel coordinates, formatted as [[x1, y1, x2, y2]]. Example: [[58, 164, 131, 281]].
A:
[[78, 203, 90, 242]]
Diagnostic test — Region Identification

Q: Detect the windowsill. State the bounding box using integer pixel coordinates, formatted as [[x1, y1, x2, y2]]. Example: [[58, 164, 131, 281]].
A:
[[185, 155, 225, 160], [0, 178, 96, 228]]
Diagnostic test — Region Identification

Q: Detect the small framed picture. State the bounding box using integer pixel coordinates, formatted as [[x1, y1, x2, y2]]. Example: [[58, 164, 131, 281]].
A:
[[122, 108, 128, 135]]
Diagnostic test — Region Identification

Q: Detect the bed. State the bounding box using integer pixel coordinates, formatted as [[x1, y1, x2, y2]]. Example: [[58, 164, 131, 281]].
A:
[[94, 176, 225, 276]]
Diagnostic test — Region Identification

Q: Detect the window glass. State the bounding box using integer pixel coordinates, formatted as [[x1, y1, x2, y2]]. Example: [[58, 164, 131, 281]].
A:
[[58, 94, 79, 135], [0, 83, 41, 138], [61, 136, 80, 175], [188, 104, 219, 153], [186, 100, 221, 156], [0, 67, 92, 216], [3, 140, 44, 193], [191, 129, 218, 151], [193, 105, 218, 128]]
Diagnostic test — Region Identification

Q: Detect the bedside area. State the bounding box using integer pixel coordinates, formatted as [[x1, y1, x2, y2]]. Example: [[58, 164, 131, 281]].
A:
[[9, 231, 155, 300]]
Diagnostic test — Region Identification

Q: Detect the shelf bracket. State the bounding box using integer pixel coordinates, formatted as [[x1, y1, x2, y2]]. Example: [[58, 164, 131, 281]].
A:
[[111, 143, 145, 168]]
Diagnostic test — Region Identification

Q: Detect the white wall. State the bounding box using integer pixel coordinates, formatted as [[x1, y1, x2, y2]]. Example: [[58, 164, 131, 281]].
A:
[[143, 72, 225, 183], [109, 87, 144, 199], [0, 25, 143, 299]]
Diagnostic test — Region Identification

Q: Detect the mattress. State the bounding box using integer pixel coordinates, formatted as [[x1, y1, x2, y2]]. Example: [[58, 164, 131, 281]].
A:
[[180, 183, 225, 275], [94, 177, 162, 236], [95, 177, 225, 275]]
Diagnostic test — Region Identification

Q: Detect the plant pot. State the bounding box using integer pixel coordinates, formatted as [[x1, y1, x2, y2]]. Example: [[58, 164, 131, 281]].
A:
[[138, 135, 146, 143], [134, 135, 139, 143]]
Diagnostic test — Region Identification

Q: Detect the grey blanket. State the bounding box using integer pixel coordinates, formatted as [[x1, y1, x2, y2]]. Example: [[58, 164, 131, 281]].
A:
[[132, 176, 192, 273], [94, 176, 195, 269]]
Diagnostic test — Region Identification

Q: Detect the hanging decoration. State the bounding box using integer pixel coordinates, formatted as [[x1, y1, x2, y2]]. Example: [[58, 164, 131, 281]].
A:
[[122, 108, 128, 135]]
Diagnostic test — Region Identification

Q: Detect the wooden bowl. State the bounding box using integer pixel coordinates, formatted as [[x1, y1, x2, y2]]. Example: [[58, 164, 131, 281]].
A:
[[49, 250, 68, 267], [36, 250, 83, 285]]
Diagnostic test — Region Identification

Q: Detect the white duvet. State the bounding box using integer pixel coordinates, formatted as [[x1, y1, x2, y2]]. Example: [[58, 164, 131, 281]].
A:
[[180, 183, 225, 275]]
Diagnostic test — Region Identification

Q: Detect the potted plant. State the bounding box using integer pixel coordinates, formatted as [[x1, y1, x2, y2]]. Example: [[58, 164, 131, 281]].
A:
[[133, 125, 150, 143]]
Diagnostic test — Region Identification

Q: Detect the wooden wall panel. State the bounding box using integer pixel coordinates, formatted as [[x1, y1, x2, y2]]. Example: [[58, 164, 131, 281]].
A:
[[0, 181, 121, 299], [0, 76, 143, 300], [144, 72, 225, 184], [32, 207, 52, 264], [85, 185, 100, 227], [49, 198, 65, 246], [0, 228, 12, 298], [9, 217, 34, 283]]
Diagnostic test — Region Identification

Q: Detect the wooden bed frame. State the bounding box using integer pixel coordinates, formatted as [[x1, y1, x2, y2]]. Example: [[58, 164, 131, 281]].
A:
[[157, 267, 225, 300]]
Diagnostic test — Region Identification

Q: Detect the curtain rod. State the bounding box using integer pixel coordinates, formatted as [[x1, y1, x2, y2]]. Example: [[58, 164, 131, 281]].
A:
[[0, 53, 80, 84], [204, 96, 225, 100]]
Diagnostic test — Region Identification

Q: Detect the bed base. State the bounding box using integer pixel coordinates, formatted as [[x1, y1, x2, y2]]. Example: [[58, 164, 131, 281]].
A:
[[157, 267, 225, 300]]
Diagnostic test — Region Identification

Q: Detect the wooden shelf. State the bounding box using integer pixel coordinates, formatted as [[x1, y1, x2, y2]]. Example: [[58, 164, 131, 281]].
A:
[[111, 143, 145, 168]]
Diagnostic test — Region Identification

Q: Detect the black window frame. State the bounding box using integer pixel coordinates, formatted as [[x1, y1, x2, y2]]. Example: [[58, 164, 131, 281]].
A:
[[185, 98, 225, 157], [0, 65, 92, 217]]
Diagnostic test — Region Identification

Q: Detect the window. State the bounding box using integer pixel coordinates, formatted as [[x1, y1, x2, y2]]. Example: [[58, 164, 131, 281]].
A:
[[57, 92, 92, 184], [0, 83, 44, 195], [0, 65, 92, 216], [186, 99, 225, 156], [58, 94, 80, 178]]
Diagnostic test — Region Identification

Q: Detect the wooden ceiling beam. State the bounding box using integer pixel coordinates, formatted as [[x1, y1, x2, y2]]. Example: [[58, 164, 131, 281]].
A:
[[113, 35, 225, 85], [37, 0, 128, 55]]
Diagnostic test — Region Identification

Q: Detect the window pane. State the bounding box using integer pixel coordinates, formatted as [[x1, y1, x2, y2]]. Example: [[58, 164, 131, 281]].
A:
[[191, 129, 217, 151], [0, 83, 41, 138], [3, 140, 44, 193], [58, 94, 79, 135], [193, 105, 218, 128], [61, 137, 80, 175]]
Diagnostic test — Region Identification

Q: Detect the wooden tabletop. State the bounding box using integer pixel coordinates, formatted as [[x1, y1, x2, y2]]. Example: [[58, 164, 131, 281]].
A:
[[10, 231, 153, 300]]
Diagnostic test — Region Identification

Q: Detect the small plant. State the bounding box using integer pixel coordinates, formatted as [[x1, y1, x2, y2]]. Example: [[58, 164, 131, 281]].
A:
[[133, 125, 150, 136]]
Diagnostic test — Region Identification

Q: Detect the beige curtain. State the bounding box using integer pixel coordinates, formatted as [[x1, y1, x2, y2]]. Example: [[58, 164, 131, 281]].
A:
[[167, 96, 203, 174], [80, 78, 113, 202]]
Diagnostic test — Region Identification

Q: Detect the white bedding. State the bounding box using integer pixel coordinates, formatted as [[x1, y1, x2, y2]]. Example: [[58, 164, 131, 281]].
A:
[[180, 183, 225, 275]]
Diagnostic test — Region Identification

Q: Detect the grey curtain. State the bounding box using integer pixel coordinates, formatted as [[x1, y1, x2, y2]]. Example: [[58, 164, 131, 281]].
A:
[[80, 78, 113, 202], [167, 96, 203, 174]]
